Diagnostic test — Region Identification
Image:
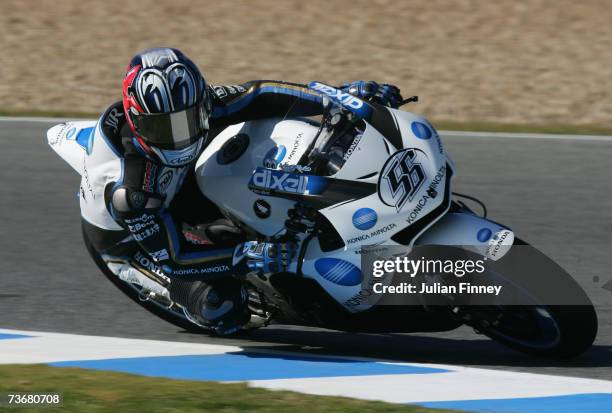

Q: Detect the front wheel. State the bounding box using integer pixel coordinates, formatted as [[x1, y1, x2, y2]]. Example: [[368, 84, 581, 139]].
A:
[[474, 304, 597, 359], [466, 239, 598, 359]]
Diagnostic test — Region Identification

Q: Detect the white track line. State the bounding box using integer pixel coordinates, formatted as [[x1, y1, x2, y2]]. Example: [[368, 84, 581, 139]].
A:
[[1, 328, 611, 405], [0, 328, 241, 363], [2, 116, 612, 142], [253, 371, 612, 404]]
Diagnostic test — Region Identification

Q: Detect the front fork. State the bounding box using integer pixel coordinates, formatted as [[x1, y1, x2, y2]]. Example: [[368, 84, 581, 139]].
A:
[[415, 209, 516, 329]]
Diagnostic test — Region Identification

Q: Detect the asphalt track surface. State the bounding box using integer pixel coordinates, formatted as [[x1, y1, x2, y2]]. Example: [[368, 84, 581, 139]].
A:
[[1, 118, 611, 380]]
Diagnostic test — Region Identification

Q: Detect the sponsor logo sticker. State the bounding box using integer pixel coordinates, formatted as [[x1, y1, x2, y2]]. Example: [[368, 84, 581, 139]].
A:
[[477, 228, 493, 242], [315, 258, 362, 286], [104, 108, 124, 133], [167, 152, 196, 166], [249, 167, 327, 195], [308, 82, 372, 117], [133, 251, 166, 278], [253, 199, 272, 219], [150, 249, 169, 261], [309, 82, 365, 110], [279, 164, 311, 173], [263, 145, 287, 169], [343, 134, 363, 161], [286, 133, 303, 163], [411, 121, 433, 139], [405, 165, 446, 225], [157, 169, 173, 193], [352, 208, 378, 230], [346, 223, 397, 245], [378, 148, 427, 212], [485, 229, 514, 261]]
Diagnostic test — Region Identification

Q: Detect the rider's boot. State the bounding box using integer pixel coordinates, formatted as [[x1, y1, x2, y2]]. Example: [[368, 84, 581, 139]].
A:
[[185, 278, 250, 335]]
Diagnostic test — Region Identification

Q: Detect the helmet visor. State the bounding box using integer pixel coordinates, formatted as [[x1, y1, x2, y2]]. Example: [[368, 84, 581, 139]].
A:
[[131, 102, 209, 150]]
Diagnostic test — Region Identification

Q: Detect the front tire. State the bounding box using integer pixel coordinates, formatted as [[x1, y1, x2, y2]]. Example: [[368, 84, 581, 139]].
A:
[[470, 239, 598, 358], [477, 305, 597, 358]]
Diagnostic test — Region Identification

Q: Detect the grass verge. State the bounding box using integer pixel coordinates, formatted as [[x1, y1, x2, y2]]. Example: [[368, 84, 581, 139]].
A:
[[3, 108, 610, 136], [0, 364, 460, 413]]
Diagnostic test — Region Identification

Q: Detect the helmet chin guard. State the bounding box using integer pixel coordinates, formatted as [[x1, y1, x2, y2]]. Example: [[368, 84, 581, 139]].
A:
[[135, 138, 203, 167]]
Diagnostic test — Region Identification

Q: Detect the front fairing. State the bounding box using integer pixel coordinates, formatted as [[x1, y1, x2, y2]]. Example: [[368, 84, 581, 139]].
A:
[[318, 110, 454, 249]]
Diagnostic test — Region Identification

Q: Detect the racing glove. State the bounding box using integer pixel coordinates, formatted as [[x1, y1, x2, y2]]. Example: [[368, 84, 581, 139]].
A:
[[340, 80, 403, 108], [243, 241, 298, 274]]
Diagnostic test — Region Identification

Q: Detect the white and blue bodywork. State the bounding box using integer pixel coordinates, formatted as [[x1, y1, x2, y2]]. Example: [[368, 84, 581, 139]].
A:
[[194, 108, 515, 313]]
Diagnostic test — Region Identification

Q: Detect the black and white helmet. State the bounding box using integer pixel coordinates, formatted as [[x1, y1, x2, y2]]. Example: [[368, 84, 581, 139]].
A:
[[122, 48, 212, 166]]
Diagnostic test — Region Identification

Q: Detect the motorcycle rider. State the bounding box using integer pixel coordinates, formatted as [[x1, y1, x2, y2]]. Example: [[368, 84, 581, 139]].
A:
[[83, 47, 403, 334]]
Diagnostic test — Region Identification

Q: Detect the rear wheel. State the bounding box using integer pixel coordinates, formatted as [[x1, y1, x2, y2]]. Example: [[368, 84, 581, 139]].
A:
[[82, 226, 210, 334]]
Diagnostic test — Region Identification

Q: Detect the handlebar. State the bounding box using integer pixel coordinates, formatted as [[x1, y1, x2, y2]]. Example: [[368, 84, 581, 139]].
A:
[[399, 95, 419, 107]]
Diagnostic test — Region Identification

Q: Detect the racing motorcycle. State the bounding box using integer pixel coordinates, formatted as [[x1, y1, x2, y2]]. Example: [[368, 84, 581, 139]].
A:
[[47, 82, 597, 359]]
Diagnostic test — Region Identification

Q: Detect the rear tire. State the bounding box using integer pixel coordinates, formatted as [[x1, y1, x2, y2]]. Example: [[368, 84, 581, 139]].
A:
[[82, 226, 210, 334]]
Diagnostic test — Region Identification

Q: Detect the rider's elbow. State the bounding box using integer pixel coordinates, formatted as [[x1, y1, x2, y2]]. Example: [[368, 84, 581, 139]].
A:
[[110, 185, 163, 220]]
